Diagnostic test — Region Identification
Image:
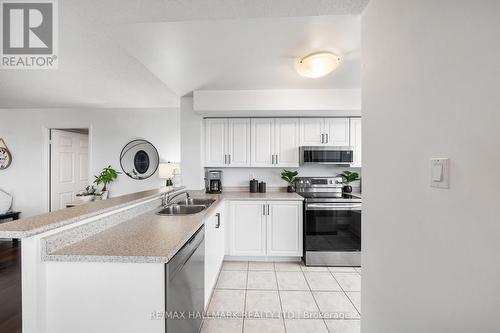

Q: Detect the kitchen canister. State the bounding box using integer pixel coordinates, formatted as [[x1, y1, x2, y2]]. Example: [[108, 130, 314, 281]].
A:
[[258, 181, 267, 193], [249, 179, 259, 193]]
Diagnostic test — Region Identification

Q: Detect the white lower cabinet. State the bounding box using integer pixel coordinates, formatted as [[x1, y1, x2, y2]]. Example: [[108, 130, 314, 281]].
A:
[[228, 200, 303, 257], [229, 201, 267, 256], [267, 201, 303, 256], [204, 205, 225, 307]]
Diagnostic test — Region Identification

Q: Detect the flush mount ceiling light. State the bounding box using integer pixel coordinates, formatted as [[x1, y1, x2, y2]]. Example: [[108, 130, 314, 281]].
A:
[[296, 52, 341, 78]]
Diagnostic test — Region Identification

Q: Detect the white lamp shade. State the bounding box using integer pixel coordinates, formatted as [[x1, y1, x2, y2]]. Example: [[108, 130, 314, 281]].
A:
[[159, 162, 178, 179], [296, 52, 341, 78]]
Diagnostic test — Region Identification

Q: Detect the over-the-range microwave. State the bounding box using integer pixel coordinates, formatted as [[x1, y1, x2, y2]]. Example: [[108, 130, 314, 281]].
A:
[[299, 146, 354, 165]]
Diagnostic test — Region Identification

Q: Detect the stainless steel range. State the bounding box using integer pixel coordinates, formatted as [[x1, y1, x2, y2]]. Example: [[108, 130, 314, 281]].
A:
[[296, 176, 362, 266]]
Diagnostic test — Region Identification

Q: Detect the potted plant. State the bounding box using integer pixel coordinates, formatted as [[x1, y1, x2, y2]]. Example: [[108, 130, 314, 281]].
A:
[[281, 169, 299, 193], [340, 170, 360, 193], [76, 185, 96, 202], [94, 166, 121, 200]]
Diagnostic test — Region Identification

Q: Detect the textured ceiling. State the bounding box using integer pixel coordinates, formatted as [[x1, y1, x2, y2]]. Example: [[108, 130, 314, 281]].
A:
[[0, 0, 367, 108]]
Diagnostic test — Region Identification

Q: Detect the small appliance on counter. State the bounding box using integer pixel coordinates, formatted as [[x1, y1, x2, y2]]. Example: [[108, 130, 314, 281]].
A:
[[205, 170, 222, 194]]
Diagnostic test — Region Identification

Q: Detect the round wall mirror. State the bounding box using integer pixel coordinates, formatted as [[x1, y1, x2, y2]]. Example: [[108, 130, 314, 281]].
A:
[[120, 139, 159, 180]]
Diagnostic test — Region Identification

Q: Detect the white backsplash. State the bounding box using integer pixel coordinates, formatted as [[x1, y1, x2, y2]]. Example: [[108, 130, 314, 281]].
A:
[[208, 165, 362, 189]]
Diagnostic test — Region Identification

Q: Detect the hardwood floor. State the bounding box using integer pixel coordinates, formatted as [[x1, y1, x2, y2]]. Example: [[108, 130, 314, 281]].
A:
[[0, 240, 21, 333]]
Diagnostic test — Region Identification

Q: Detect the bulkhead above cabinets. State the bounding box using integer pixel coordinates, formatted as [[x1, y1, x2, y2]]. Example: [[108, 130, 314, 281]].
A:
[[204, 117, 362, 168]]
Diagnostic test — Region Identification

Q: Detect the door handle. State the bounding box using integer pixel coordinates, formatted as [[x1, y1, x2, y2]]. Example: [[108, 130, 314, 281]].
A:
[[325, 134, 329, 143], [271, 154, 275, 165], [275, 155, 278, 165], [228, 154, 231, 165], [215, 213, 220, 228], [267, 204, 270, 215], [321, 134, 324, 144], [224, 154, 227, 164], [263, 204, 266, 216]]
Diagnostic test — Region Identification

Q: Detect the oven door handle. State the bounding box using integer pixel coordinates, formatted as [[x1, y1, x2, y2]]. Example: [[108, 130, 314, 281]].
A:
[[306, 204, 362, 211]]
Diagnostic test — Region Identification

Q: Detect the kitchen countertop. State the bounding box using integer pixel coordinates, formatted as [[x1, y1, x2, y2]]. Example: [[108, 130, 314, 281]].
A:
[[0, 187, 181, 239], [43, 191, 303, 264]]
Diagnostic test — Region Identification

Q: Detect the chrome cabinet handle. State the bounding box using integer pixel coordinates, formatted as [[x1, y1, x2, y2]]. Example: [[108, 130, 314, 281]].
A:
[[271, 155, 275, 165], [215, 213, 221, 228], [267, 204, 270, 215], [263, 204, 266, 215], [321, 134, 324, 143], [224, 154, 227, 164], [228, 154, 231, 165], [325, 134, 329, 143], [275, 155, 279, 165]]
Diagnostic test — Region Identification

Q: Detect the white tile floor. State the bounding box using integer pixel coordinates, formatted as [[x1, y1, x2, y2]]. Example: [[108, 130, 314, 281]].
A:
[[201, 261, 361, 333]]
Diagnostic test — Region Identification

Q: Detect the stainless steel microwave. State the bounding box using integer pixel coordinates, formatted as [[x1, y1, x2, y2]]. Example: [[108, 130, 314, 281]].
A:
[[299, 146, 354, 165]]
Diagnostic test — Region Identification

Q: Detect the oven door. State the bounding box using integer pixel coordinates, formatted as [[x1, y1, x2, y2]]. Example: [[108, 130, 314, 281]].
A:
[[304, 203, 361, 252], [299, 146, 353, 165]]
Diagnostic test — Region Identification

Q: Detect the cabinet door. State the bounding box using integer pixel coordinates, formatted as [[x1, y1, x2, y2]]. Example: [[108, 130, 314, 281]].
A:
[[299, 118, 325, 145], [229, 201, 267, 256], [350, 118, 362, 167], [325, 118, 350, 146], [251, 119, 274, 167], [267, 201, 303, 256], [205, 119, 227, 166], [274, 118, 299, 167], [227, 119, 251, 167]]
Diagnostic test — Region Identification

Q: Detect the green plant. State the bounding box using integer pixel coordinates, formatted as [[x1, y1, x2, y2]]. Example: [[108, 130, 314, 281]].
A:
[[281, 169, 299, 186], [94, 166, 121, 191], [340, 171, 359, 185]]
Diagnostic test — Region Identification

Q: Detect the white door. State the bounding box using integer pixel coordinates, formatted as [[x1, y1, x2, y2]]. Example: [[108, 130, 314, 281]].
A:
[[266, 201, 303, 256], [299, 118, 325, 146], [251, 118, 274, 167], [229, 201, 267, 256], [50, 130, 89, 211], [205, 119, 227, 167], [274, 118, 299, 167], [227, 119, 251, 167], [350, 118, 362, 167], [325, 118, 350, 146]]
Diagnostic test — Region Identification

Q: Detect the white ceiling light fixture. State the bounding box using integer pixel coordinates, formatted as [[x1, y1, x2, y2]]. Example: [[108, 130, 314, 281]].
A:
[[297, 52, 342, 78]]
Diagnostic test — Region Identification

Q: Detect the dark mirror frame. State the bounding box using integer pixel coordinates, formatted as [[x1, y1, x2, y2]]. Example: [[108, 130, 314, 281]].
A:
[[119, 139, 159, 180]]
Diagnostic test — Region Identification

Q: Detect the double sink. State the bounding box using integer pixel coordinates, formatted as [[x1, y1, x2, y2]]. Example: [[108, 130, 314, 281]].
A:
[[157, 198, 215, 216]]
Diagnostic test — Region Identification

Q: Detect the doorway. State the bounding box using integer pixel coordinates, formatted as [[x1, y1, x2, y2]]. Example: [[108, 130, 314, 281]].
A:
[[49, 129, 90, 211]]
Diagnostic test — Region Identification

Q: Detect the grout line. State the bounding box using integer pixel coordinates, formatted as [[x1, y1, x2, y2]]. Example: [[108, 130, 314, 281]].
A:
[[241, 265, 249, 333], [274, 262, 288, 333], [302, 266, 331, 333], [329, 271, 361, 318]]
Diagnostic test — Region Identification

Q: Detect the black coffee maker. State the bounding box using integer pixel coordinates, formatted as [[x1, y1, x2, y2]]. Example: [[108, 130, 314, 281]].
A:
[[205, 170, 222, 193]]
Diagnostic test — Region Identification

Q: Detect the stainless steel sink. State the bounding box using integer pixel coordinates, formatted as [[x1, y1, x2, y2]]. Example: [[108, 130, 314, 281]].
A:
[[175, 198, 215, 207], [157, 205, 207, 216]]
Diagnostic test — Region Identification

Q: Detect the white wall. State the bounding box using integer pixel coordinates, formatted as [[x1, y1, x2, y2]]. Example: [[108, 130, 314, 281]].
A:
[[218, 166, 361, 189], [362, 1, 500, 332], [0, 108, 180, 217], [180, 97, 205, 190]]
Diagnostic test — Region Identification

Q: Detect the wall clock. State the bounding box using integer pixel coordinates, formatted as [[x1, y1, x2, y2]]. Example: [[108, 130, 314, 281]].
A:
[[0, 139, 12, 170]]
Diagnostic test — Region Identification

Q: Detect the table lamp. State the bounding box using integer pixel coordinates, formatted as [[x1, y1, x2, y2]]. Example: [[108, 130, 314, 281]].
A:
[[159, 162, 178, 187]]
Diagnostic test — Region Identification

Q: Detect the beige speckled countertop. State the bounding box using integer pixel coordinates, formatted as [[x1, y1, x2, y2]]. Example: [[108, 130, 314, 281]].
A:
[[0, 187, 181, 239], [44, 191, 303, 264]]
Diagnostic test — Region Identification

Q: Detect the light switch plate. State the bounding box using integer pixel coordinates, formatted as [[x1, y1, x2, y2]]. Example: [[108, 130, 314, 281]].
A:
[[430, 158, 449, 188]]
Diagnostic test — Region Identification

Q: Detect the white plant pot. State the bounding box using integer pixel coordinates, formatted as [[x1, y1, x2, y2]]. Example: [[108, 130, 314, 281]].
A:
[[101, 190, 109, 200]]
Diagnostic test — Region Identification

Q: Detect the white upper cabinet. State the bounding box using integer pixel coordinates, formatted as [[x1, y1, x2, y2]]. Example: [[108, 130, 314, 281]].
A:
[[299, 118, 324, 146], [350, 118, 362, 167], [274, 118, 299, 167], [250, 118, 275, 167], [300, 118, 350, 146], [267, 201, 303, 256], [205, 119, 227, 167], [251, 118, 299, 167], [325, 118, 350, 146], [227, 119, 251, 167], [205, 118, 250, 167]]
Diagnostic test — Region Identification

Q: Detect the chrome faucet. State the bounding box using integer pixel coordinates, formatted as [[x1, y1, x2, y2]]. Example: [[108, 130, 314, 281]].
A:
[[162, 190, 190, 206]]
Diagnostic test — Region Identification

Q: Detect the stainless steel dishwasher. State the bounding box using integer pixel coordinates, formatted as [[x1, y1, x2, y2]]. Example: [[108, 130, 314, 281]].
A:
[[165, 226, 205, 333]]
